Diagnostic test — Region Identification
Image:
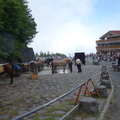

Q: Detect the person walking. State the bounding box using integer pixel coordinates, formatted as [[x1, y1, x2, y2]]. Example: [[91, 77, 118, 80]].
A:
[[76, 58, 82, 73]]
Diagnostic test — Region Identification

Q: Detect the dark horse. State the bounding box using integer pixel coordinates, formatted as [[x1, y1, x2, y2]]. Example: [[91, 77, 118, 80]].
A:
[[0, 63, 14, 84], [44, 58, 54, 68]]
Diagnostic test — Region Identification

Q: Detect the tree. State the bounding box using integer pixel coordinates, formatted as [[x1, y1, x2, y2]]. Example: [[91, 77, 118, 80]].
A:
[[0, 0, 37, 62], [38, 51, 66, 58], [40, 51, 44, 57], [0, 32, 15, 59]]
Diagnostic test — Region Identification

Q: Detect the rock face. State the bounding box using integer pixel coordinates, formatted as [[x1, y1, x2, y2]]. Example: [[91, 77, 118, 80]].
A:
[[96, 85, 108, 98], [79, 97, 99, 114]]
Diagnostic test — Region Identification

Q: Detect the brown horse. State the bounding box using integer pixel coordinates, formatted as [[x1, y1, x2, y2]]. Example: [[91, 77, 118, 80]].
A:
[[51, 58, 72, 74], [0, 63, 13, 84]]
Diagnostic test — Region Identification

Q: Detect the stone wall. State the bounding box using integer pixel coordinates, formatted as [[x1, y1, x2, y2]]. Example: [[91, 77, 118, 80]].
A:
[[0, 47, 36, 64], [21, 47, 36, 63]]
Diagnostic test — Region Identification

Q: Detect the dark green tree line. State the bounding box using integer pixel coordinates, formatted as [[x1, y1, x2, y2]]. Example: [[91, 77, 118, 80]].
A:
[[37, 51, 66, 58], [0, 0, 37, 61]]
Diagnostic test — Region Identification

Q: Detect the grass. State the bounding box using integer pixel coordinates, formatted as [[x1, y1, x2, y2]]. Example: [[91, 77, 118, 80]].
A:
[[110, 95, 114, 104], [31, 99, 102, 120], [27, 100, 75, 120], [103, 95, 114, 120], [65, 108, 101, 120], [103, 110, 111, 120]]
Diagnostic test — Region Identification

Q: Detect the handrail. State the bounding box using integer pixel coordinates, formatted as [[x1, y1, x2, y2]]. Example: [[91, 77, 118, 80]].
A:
[[90, 70, 105, 79], [59, 104, 79, 120], [12, 71, 104, 120], [12, 82, 85, 120]]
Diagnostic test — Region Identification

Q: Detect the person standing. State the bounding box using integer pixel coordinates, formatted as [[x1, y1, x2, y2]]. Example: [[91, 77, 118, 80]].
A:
[[117, 55, 120, 66], [68, 60, 73, 73], [76, 58, 82, 73]]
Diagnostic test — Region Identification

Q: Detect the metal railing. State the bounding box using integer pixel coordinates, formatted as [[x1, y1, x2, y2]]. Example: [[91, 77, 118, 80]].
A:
[[12, 70, 104, 120]]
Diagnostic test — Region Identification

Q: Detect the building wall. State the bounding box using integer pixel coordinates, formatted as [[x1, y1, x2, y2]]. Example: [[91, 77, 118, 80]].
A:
[[96, 35, 120, 52]]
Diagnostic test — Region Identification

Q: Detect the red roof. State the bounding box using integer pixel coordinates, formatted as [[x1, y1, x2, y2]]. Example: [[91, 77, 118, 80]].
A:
[[99, 30, 120, 39], [109, 30, 120, 35]]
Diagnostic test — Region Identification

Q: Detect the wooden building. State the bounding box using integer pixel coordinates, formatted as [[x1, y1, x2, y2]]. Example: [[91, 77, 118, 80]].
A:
[[96, 30, 120, 54]]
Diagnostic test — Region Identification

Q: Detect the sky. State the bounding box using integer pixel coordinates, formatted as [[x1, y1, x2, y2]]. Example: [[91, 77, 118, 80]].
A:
[[27, 0, 120, 56]]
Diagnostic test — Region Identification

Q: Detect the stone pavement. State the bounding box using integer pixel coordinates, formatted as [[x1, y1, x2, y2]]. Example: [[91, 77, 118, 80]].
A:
[[0, 63, 111, 120], [103, 66, 120, 120]]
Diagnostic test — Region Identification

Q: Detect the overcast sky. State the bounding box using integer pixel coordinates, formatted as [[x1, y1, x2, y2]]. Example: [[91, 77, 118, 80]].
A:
[[27, 0, 120, 56]]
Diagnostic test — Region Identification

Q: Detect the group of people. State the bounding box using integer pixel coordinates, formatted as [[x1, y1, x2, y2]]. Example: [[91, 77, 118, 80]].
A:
[[88, 52, 120, 62]]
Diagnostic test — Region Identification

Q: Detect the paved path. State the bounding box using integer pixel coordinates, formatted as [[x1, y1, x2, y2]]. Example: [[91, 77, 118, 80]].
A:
[[96, 61, 120, 120], [105, 67, 120, 120], [0, 64, 102, 120]]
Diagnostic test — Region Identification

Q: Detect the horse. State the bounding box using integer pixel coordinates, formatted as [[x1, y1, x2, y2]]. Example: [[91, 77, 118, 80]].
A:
[[29, 59, 45, 74], [37, 59, 45, 71], [0, 63, 14, 84], [44, 58, 54, 68], [20, 63, 30, 73], [51, 58, 72, 74]]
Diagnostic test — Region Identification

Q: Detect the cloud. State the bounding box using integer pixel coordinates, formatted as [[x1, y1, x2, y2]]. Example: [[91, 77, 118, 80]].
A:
[[28, 0, 120, 55]]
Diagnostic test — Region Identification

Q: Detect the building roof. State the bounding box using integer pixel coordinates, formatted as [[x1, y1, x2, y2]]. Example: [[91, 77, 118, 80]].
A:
[[109, 30, 120, 34], [99, 30, 120, 40]]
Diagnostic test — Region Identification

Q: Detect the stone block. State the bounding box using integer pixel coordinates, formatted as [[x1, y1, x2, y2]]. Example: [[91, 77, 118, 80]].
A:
[[96, 85, 108, 98], [102, 71, 109, 75], [100, 79, 111, 88], [101, 66, 107, 71], [79, 97, 99, 114], [101, 74, 109, 80]]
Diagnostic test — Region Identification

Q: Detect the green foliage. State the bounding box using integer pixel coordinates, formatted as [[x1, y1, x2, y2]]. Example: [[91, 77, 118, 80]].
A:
[[39, 51, 66, 58], [0, 0, 37, 62], [0, 32, 15, 58]]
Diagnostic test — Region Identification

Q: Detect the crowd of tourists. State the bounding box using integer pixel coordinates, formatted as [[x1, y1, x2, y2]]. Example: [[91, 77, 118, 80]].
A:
[[86, 52, 120, 62], [86, 52, 120, 66]]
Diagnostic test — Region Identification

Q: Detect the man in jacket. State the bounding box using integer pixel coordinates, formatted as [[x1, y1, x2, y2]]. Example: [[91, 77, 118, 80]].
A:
[[76, 58, 82, 73]]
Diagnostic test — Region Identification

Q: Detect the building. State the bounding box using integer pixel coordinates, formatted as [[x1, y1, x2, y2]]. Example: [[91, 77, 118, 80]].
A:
[[96, 30, 120, 54]]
